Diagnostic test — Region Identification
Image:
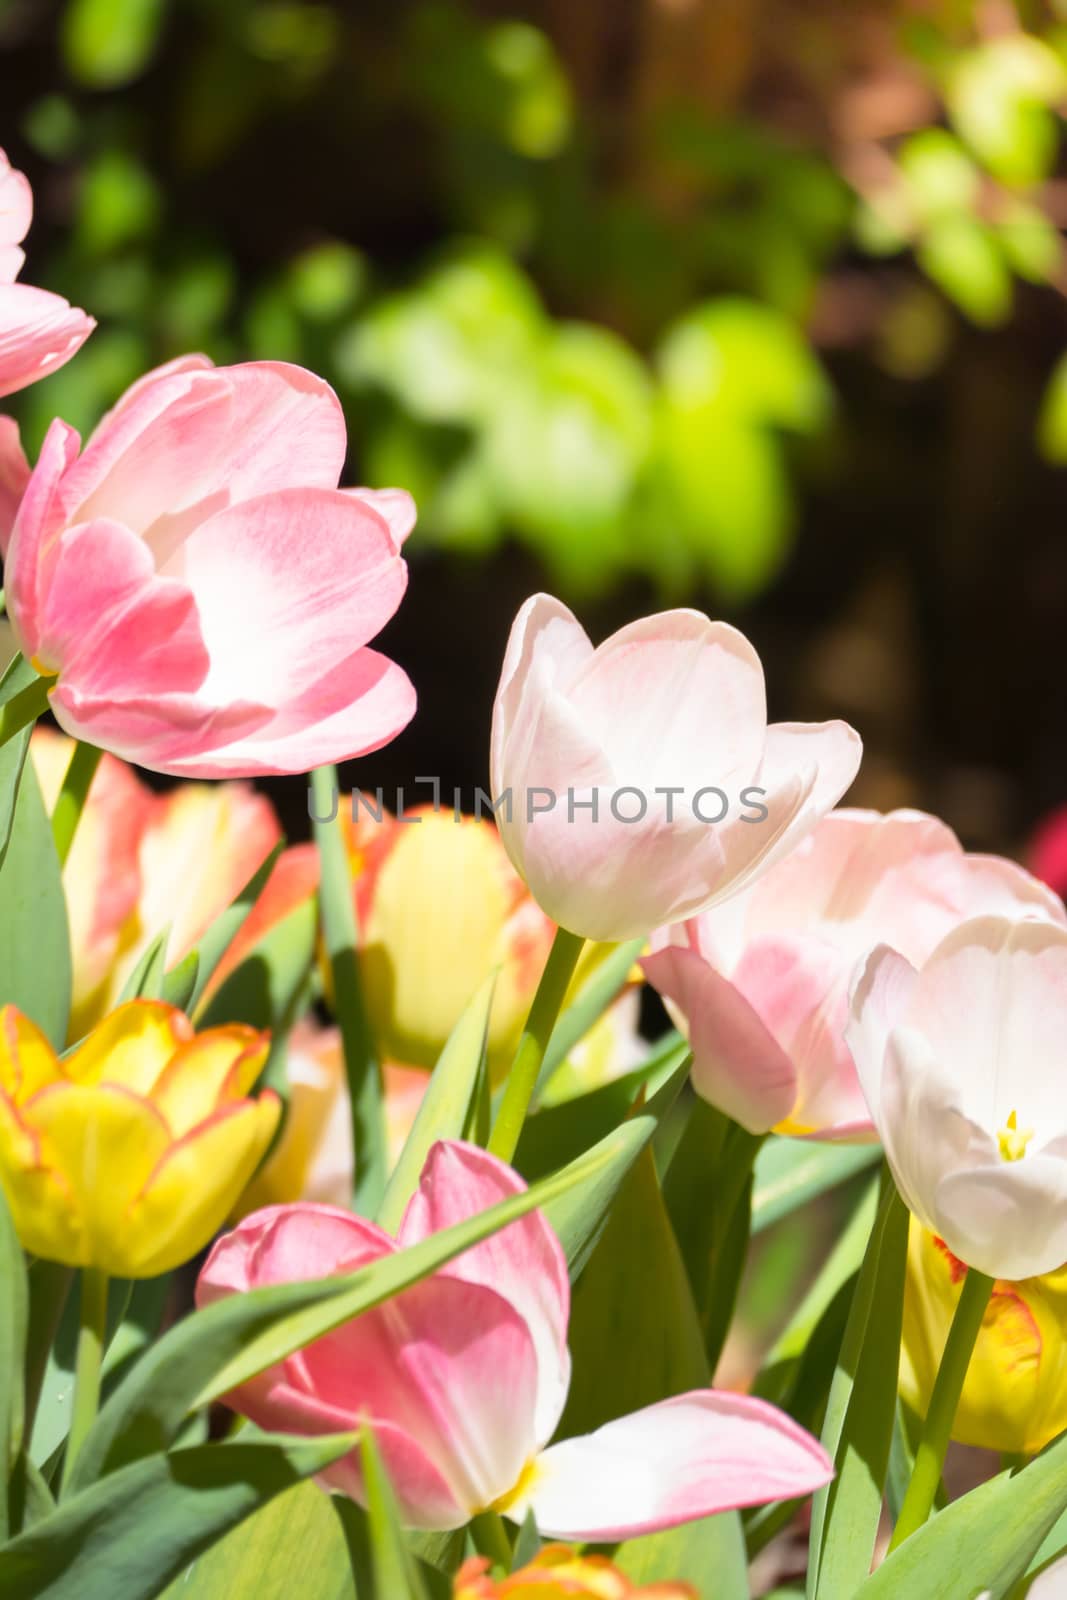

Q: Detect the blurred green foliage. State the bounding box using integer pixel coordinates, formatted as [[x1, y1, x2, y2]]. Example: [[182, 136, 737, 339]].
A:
[[8, 0, 1067, 599]]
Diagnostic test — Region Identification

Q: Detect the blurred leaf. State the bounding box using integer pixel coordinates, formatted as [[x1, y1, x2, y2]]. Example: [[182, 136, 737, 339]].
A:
[[613, 1510, 749, 1600], [199, 896, 317, 1032], [0, 1431, 357, 1600], [561, 1142, 707, 1436], [162, 1481, 354, 1600], [1038, 351, 1067, 464], [657, 298, 831, 431], [752, 1140, 881, 1234], [21, 95, 81, 160], [62, 0, 167, 88], [947, 36, 1067, 187], [996, 199, 1063, 283], [376, 974, 495, 1233], [75, 150, 160, 255], [0, 654, 35, 871], [0, 758, 71, 1048], [287, 243, 366, 321], [919, 214, 1013, 326], [0, 1184, 28, 1540], [898, 130, 980, 222]]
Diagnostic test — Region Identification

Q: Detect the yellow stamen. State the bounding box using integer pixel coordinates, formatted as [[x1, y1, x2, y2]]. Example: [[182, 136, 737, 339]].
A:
[[486, 1457, 540, 1516], [998, 1108, 1034, 1163]]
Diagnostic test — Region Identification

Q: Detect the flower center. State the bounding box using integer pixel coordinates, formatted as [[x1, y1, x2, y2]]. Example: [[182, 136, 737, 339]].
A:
[[997, 1108, 1034, 1163], [485, 1456, 540, 1516]]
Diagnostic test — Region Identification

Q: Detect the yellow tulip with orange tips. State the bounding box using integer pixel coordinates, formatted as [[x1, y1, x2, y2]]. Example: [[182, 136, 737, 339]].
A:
[[454, 1546, 695, 1597], [901, 1220, 1067, 1456], [0, 999, 279, 1277]]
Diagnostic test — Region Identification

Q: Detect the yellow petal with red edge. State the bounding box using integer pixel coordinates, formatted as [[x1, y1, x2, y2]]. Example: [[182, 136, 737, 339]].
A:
[[64, 1000, 192, 1094], [125, 1094, 281, 1276], [0, 1006, 61, 1104], [19, 1083, 171, 1274], [0, 1092, 84, 1264], [150, 1026, 269, 1137]]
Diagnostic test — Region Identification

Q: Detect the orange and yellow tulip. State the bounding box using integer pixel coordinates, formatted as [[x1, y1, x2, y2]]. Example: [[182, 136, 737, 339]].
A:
[[454, 1545, 695, 1597], [0, 999, 279, 1275], [901, 1220, 1067, 1455]]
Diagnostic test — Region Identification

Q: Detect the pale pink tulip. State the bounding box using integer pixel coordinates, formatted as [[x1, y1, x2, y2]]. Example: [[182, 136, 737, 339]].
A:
[[4, 356, 415, 776], [847, 916, 1067, 1280], [198, 1140, 831, 1534], [0, 149, 94, 404], [490, 595, 861, 941], [642, 809, 1066, 1138]]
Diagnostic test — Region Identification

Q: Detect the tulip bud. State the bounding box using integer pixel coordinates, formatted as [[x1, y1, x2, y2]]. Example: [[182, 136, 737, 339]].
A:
[[454, 1544, 696, 1597], [901, 1220, 1067, 1455]]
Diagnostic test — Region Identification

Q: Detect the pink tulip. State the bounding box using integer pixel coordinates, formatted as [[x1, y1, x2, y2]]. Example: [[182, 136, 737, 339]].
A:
[[0, 148, 94, 403], [197, 1140, 831, 1535], [3, 356, 415, 776], [642, 809, 1066, 1138], [490, 595, 861, 940]]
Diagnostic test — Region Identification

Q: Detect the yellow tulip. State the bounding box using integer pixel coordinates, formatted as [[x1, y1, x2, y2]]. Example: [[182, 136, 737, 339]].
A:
[[901, 1219, 1067, 1454], [0, 1000, 279, 1276], [454, 1545, 695, 1597], [352, 805, 555, 1075]]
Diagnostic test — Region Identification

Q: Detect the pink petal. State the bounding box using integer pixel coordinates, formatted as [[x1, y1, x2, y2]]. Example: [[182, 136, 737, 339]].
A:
[[347, 487, 416, 550], [0, 285, 94, 400], [641, 944, 797, 1133], [63, 360, 347, 546], [844, 943, 918, 1122], [0, 415, 29, 557], [0, 151, 32, 268], [490, 593, 594, 805], [398, 1140, 571, 1446], [5, 417, 83, 660], [518, 1391, 833, 1541]]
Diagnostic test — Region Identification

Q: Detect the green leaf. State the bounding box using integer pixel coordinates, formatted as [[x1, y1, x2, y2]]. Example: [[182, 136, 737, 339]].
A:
[[0, 1430, 357, 1600], [186, 841, 285, 1015], [68, 1121, 648, 1492], [752, 1139, 880, 1234], [357, 1427, 432, 1600], [0, 757, 71, 1048], [116, 927, 170, 1004], [657, 298, 831, 430], [312, 765, 384, 1213], [919, 215, 1013, 327], [561, 1141, 707, 1438], [0, 1185, 28, 1540], [160, 1481, 354, 1600], [199, 895, 317, 1032], [377, 975, 496, 1234], [614, 1509, 749, 1600], [536, 939, 645, 1093], [62, 0, 167, 87], [0, 654, 37, 872], [856, 1429, 1067, 1599], [810, 1184, 909, 1599], [1037, 352, 1067, 465]]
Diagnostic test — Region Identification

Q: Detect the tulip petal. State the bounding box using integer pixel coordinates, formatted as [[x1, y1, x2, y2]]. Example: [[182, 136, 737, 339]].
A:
[[0, 1005, 61, 1104], [641, 945, 797, 1133], [517, 1391, 833, 1541], [347, 487, 416, 550], [128, 1094, 280, 1276], [34, 516, 210, 693], [490, 593, 594, 805], [64, 1001, 193, 1095], [0, 151, 32, 267], [0, 1092, 83, 1263], [198, 1201, 394, 1300], [65, 360, 347, 547], [0, 415, 29, 555], [19, 1083, 172, 1272], [568, 610, 767, 792], [0, 284, 94, 401], [398, 1141, 571, 1446], [935, 1155, 1067, 1281], [150, 1027, 269, 1137], [844, 943, 919, 1120], [5, 417, 82, 660]]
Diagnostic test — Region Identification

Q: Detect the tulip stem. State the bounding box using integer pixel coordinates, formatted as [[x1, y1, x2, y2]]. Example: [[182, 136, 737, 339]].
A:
[[51, 741, 103, 865], [0, 673, 53, 752], [61, 1268, 108, 1495], [889, 1263, 994, 1550], [470, 1510, 514, 1572], [488, 926, 585, 1164]]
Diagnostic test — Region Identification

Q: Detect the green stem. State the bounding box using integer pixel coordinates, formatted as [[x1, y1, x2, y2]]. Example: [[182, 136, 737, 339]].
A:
[[60, 1268, 108, 1495], [51, 741, 102, 866], [470, 1510, 514, 1572], [488, 926, 585, 1164], [0, 674, 52, 751], [311, 765, 386, 1215], [24, 1262, 73, 1445], [889, 1263, 994, 1550]]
